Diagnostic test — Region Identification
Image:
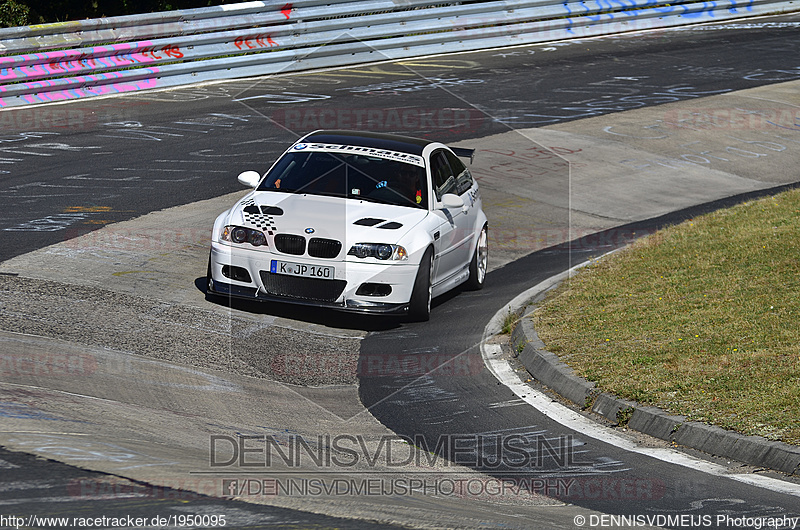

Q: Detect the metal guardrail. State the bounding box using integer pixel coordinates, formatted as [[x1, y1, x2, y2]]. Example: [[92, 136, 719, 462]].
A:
[[0, 0, 797, 108]]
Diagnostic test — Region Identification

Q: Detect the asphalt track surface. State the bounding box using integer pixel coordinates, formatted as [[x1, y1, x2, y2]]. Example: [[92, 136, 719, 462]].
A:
[[1, 12, 800, 530], [2, 15, 800, 260], [360, 203, 800, 522]]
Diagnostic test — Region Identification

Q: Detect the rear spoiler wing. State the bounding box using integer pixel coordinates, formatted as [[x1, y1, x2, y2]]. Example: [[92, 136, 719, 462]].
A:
[[450, 147, 475, 164]]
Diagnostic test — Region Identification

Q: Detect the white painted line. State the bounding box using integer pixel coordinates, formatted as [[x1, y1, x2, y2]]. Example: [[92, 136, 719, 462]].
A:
[[220, 1, 266, 11], [481, 260, 800, 499]]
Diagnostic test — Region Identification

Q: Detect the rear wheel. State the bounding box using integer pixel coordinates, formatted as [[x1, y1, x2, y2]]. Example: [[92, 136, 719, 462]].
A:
[[466, 224, 488, 290], [408, 248, 433, 322]]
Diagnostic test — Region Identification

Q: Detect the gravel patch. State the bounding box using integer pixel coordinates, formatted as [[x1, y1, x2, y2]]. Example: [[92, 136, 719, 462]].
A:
[[0, 275, 361, 386]]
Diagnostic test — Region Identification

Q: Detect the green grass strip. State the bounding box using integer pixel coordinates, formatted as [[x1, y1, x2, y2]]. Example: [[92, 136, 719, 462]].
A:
[[534, 189, 800, 445]]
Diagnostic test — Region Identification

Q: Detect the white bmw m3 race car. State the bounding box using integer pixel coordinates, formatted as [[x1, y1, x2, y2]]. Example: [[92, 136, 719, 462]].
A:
[[207, 130, 488, 321]]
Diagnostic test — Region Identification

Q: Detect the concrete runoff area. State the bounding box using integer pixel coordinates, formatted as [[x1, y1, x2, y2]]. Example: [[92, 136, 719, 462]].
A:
[[0, 332, 581, 528], [0, 80, 798, 523]]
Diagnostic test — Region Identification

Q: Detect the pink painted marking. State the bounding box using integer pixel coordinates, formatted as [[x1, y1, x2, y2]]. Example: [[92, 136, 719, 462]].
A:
[[0, 56, 18, 81], [5, 41, 156, 82], [13, 67, 161, 106]]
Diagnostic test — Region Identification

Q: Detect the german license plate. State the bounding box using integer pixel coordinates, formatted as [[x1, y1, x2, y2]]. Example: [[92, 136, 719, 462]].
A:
[[270, 260, 334, 279]]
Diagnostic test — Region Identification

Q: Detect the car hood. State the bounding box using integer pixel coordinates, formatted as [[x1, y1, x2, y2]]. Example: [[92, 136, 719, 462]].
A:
[[228, 191, 429, 247]]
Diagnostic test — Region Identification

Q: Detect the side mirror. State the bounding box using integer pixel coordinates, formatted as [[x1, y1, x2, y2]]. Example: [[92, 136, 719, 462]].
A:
[[237, 171, 261, 188], [440, 193, 465, 210]]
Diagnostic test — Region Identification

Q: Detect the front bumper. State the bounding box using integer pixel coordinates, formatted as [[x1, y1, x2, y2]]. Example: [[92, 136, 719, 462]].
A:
[[208, 242, 417, 315], [207, 278, 409, 314]]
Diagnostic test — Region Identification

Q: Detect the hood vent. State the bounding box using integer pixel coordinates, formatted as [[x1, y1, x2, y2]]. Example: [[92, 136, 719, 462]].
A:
[[354, 218, 402, 229], [244, 204, 284, 215], [354, 218, 385, 226], [261, 206, 284, 215]]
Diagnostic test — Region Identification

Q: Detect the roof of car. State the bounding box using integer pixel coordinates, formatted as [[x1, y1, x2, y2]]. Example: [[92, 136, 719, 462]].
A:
[[301, 130, 432, 156]]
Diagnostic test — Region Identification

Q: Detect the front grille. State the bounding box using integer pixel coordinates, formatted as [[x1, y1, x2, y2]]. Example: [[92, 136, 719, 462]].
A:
[[274, 234, 305, 255], [260, 271, 346, 303], [308, 238, 342, 259]]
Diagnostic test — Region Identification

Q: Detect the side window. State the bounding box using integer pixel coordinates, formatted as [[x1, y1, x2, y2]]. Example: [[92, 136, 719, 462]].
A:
[[444, 150, 474, 195], [431, 150, 456, 201]]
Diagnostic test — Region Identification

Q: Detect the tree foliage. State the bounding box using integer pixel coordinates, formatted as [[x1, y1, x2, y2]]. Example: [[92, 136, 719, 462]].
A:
[[1, 0, 232, 27], [0, 0, 30, 27]]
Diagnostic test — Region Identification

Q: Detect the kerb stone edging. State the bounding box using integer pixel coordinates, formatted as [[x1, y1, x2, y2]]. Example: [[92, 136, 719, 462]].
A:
[[510, 310, 800, 476]]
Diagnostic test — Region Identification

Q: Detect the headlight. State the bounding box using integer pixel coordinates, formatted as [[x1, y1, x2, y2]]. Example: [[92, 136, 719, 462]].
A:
[[221, 225, 268, 247], [376, 244, 393, 260], [348, 243, 408, 261], [250, 231, 267, 246], [231, 227, 249, 243]]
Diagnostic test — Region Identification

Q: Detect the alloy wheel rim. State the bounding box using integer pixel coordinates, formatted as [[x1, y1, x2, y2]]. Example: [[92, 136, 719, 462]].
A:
[[477, 229, 488, 283], [427, 257, 433, 312]]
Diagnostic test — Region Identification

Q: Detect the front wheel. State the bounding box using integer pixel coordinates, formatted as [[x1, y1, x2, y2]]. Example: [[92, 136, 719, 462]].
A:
[[466, 224, 488, 290], [205, 251, 221, 302], [408, 248, 433, 322], [206, 253, 213, 292]]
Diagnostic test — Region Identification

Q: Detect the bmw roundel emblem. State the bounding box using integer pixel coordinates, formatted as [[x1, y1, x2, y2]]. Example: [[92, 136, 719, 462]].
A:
[[304, 227, 315, 234], [294, 143, 308, 150]]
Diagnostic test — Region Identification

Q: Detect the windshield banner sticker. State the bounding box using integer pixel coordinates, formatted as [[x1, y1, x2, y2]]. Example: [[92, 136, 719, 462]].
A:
[[292, 143, 425, 167]]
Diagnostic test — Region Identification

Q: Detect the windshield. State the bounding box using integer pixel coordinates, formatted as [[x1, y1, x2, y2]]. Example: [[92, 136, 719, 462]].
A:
[[257, 151, 428, 209]]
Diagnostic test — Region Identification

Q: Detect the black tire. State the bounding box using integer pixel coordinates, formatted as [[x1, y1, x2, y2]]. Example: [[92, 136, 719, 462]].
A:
[[466, 224, 488, 290], [408, 248, 433, 322], [206, 253, 214, 292]]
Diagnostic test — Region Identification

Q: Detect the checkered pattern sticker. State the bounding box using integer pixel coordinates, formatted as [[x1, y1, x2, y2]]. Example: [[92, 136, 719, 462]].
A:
[[241, 198, 278, 235]]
